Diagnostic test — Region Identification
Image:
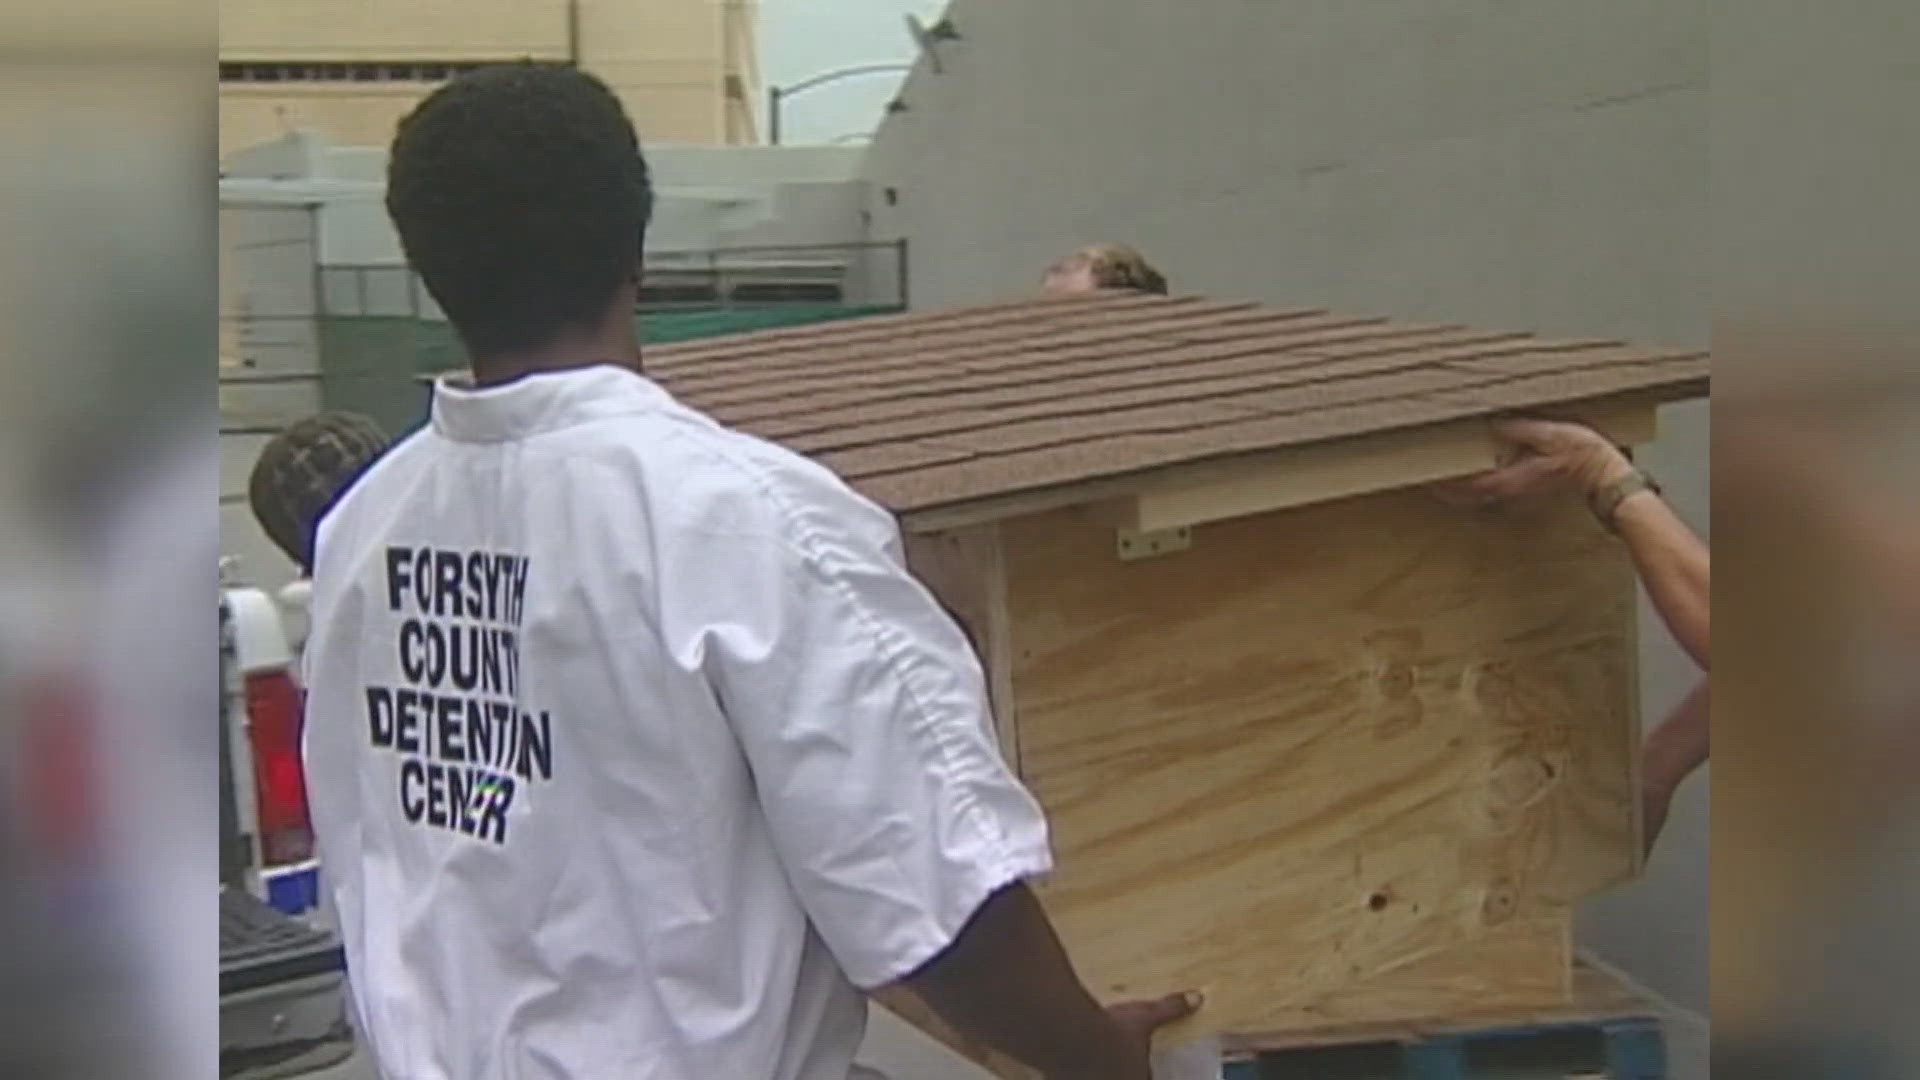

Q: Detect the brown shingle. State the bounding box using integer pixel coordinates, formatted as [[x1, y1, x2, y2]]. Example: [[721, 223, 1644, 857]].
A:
[[740, 343, 1471, 440], [645, 291, 1147, 360], [696, 317, 1483, 423], [646, 294, 1708, 517], [650, 294, 1226, 375], [813, 440, 975, 478], [658, 299, 1270, 394]]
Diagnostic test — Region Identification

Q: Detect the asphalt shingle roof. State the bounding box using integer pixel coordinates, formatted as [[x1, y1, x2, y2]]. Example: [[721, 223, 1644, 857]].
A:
[[643, 291, 1709, 519]]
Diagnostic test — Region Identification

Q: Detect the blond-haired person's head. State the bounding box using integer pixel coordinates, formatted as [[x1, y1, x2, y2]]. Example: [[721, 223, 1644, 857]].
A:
[[1041, 243, 1168, 296]]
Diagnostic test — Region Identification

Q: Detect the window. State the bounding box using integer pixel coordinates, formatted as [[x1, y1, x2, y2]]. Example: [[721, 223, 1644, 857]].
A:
[[218, 61, 543, 84], [730, 282, 843, 304], [638, 283, 721, 307]]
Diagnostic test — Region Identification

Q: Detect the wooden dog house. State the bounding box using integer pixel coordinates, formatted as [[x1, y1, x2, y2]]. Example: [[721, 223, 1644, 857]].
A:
[[646, 292, 1708, 1071]]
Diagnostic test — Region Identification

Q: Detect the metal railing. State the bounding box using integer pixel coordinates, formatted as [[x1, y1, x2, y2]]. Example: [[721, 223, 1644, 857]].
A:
[[638, 239, 909, 312], [314, 238, 910, 319], [221, 238, 910, 434]]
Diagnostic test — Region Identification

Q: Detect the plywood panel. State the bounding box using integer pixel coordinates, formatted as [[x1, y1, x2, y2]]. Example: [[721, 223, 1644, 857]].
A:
[[999, 488, 1637, 1038], [1242, 912, 1571, 1040], [903, 524, 1020, 771], [1130, 402, 1659, 532], [873, 916, 1591, 1079], [894, 389, 1687, 533], [1225, 947, 1651, 1057]]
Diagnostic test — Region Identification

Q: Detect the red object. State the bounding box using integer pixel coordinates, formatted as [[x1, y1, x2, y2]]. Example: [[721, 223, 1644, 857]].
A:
[[245, 668, 313, 865], [21, 671, 99, 860]]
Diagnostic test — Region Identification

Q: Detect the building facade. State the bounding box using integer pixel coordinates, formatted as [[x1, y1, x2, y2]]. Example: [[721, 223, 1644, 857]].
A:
[[218, 135, 892, 593], [219, 0, 759, 159]]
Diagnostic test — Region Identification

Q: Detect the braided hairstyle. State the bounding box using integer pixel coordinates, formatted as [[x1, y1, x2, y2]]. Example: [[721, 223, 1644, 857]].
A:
[[247, 412, 391, 574]]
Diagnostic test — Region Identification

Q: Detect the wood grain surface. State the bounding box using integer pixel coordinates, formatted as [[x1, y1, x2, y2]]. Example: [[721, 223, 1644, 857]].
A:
[[999, 487, 1638, 1037], [1221, 950, 1652, 1056], [902, 523, 1021, 771]]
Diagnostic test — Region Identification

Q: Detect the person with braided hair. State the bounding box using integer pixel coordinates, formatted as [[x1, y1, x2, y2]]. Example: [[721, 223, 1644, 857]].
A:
[[246, 411, 391, 577]]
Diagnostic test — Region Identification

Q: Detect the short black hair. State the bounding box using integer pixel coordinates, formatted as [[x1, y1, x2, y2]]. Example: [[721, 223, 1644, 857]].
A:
[[387, 62, 652, 360]]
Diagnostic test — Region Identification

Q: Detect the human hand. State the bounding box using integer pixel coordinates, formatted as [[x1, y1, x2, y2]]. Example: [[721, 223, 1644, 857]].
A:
[[1058, 991, 1201, 1080], [1436, 417, 1636, 507]]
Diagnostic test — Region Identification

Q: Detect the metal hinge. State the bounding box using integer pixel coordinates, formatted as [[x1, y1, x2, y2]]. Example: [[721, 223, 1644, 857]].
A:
[[1116, 526, 1192, 561]]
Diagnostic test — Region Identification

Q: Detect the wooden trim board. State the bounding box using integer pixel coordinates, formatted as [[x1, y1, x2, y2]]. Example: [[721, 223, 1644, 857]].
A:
[[1128, 403, 1656, 533], [902, 524, 1021, 772], [900, 394, 1664, 534], [1624, 555, 1648, 878]]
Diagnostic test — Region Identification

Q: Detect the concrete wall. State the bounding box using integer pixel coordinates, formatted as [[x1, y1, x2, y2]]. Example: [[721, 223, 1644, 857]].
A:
[[649, 144, 863, 185], [220, 201, 325, 594], [859, 1, 1707, 1073], [863, 2, 1704, 345], [218, 0, 759, 155], [220, 201, 324, 398], [220, 429, 303, 594]]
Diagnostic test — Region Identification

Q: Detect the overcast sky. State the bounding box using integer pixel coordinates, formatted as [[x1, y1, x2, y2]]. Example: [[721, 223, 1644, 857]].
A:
[[759, 0, 947, 145]]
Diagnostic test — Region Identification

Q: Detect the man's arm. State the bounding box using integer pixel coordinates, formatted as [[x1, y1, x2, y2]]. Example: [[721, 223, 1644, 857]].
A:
[[904, 883, 1196, 1080], [1461, 417, 1709, 669]]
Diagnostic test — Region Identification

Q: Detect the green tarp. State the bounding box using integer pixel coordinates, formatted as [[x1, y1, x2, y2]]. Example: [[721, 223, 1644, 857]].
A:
[[646, 303, 900, 344]]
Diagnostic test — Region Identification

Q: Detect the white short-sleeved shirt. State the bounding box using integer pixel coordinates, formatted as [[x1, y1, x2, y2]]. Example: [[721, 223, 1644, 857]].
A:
[[302, 364, 1052, 1080]]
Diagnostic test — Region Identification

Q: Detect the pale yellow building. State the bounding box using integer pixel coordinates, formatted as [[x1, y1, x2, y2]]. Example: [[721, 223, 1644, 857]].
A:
[[220, 0, 759, 159]]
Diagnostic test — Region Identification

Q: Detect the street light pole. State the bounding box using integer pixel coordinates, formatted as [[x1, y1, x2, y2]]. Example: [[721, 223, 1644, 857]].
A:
[[765, 62, 913, 145]]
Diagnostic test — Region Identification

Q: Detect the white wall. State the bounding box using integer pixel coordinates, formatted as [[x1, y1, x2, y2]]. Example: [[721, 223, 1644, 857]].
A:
[[220, 200, 323, 594], [228, 136, 871, 262], [650, 144, 864, 186], [859, 1, 1707, 1072], [222, 130, 328, 179]]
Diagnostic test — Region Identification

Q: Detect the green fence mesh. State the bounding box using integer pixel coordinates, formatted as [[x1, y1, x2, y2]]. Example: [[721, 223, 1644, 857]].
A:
[[318, 304, 901, 437], [646, 303, 900, 344]]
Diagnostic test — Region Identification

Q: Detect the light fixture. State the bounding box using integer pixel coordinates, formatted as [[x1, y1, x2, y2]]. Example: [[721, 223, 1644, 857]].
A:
[[904, 13, 961, 74]]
